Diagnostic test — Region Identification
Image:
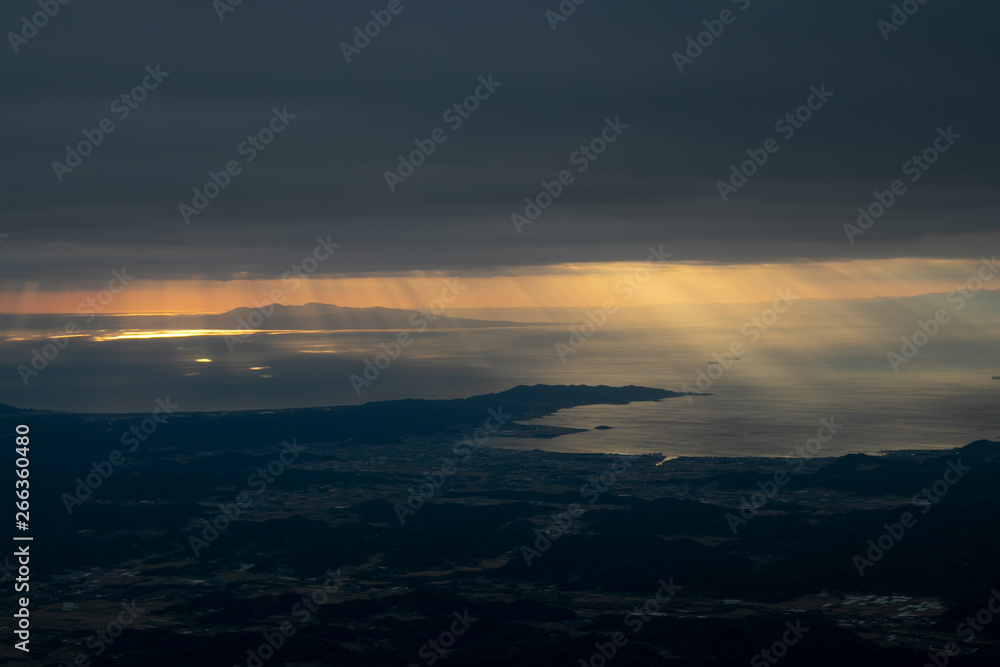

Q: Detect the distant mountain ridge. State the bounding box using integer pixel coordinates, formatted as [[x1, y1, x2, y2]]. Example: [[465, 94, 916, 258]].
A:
[[0, 302, 553, 332], [2, 287, 995, 332]]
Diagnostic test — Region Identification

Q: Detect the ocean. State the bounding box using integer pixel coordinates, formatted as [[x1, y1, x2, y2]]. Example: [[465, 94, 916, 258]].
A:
[[3, 302, 997, 457]]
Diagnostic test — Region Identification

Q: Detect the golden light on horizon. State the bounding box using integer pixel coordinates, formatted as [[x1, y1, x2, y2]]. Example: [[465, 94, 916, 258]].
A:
[[90, 329, 264, 341], [0, 257, 992, 315]]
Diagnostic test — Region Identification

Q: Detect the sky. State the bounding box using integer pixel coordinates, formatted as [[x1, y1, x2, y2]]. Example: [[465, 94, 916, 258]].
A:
[[1, 0, 998, 311]]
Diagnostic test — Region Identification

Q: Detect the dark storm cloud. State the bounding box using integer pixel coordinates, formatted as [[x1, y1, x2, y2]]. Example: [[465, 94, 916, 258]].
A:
[[1, 0, 998, 282]]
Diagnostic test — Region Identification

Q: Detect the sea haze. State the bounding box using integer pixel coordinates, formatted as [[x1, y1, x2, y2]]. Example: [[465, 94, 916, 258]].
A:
[[2, 294, 997, 457]]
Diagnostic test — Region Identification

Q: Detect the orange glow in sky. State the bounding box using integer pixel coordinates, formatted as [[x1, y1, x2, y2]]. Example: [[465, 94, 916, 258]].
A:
[[0, 258, 992, 314]]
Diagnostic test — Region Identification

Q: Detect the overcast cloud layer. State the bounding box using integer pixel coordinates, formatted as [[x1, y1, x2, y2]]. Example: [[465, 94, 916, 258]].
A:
[[1, 0, 998, 282]]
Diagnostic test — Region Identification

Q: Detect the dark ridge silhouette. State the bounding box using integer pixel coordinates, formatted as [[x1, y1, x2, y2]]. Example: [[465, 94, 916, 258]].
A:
[[2, 384, 682, 450]]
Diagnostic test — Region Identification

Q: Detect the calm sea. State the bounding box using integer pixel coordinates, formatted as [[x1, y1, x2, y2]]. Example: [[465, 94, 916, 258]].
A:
[[2, 306, 997, 457]]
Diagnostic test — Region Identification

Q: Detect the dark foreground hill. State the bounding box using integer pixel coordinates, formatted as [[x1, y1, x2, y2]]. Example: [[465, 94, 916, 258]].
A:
[[2, 390, 998, 666]]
